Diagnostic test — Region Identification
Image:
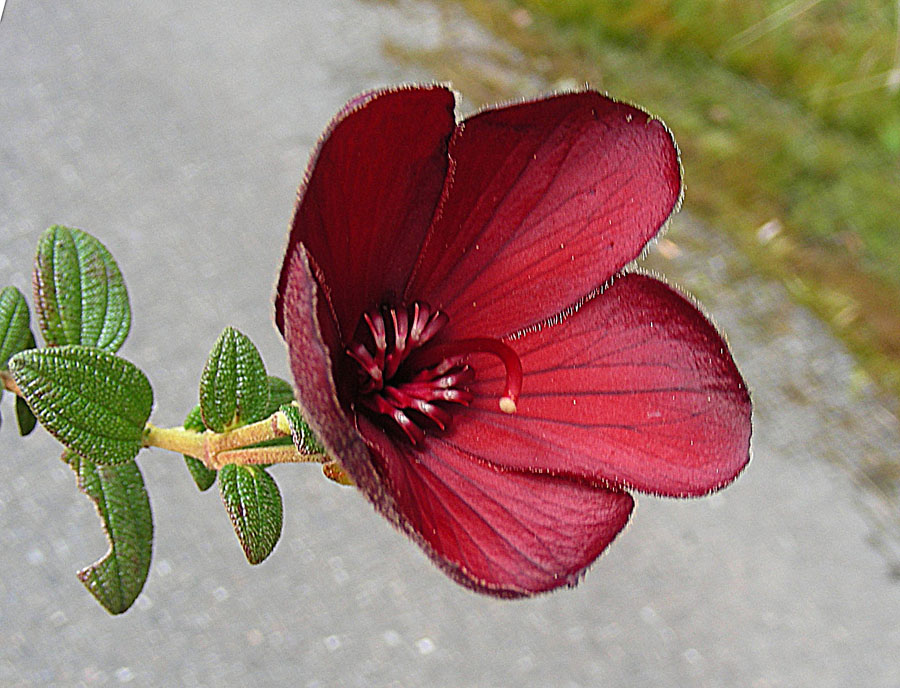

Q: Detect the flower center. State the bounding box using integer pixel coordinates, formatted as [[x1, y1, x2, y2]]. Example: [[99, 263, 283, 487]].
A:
[[346, 301, 522, 447]]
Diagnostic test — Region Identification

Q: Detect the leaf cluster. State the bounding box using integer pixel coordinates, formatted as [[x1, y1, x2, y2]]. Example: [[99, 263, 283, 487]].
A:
[[1, 226, 326, 614], [189, 327, 292, 566], [4, 226, 150, 614]]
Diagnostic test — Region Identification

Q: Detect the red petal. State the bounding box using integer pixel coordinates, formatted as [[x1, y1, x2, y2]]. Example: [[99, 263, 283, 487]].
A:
[[447, 274, 751, 497], [358, 415, 634, 597], [282, 245, 633, 596], [275, 85, 457, 339], [407, 91, 682, 339], [279, 245, 393, 499]]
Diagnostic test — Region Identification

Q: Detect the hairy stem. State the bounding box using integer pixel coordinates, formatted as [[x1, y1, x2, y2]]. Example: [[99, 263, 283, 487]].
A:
[[215, 445, 327, 468], [143, 424, 207, 459], [8, 369, 327, 471], [143, 411, 326, 470]]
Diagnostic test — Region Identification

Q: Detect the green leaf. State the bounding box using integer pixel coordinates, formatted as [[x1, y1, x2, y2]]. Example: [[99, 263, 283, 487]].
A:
[[280, 403, 325, 455], [0, 286, 35, 369], [9, 346, 153, 465], [199, 327, 268, 433], [8, 329, 38, 437], [15, 395, 37, 436], [183, 374, 289, 491], [182, 405, 216, 491], [63, 450, 153, 615], [218, 463, 282, 565], [33, 225, 130, 351], [266, 375, 295, 414]]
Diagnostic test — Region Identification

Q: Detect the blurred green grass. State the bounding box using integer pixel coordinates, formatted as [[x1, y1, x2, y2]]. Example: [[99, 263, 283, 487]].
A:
[[440, 0, 900, 404], [531, 0, 900, 146]]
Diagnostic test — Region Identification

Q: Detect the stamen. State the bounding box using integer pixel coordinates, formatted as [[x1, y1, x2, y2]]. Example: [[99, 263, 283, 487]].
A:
[[408, 337, 522, 414], [361, 392, 426, 446], [363, 310, 387, 374], [394, 409, 425, 446], [385, 308, 408, 379], [346, 342, 383, 389], [410, 302, 427, 340], [347, 301, 524, 448], [410, 304, 447, 345], [411, 355, 465, 380]]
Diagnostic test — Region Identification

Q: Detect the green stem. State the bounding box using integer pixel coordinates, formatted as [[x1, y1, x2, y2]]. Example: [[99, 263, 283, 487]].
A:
[[9, 369, 327, 471], [143, 410, 326, 470], [143, 424, 206, 459], [216, 445, 327, 466]]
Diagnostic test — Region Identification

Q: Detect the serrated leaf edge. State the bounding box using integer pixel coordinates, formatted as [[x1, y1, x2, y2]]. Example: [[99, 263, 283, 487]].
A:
[[33, 226, 131, 351], [10, 346, 152, 465], [0, 286, 33, 369], [65, 452, 153, 615], [200, 327, 268, 433], [219, 464, 282, 565]]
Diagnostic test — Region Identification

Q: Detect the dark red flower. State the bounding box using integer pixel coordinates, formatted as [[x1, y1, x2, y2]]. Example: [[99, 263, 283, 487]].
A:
[[276, 85, 751, 597]]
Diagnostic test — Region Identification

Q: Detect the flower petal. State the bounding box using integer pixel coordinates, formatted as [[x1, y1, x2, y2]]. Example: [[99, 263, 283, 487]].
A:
[[275, 85, 457, 340], [447, 273, 751, 497], [279, 244, 390, 499], [408, 91, 681, 339], [358, 416, 634, 597], [282, 245, 634, 596]]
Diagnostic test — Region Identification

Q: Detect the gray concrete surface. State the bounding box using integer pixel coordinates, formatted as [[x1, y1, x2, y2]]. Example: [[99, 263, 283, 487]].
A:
[[2, 1, 900, 686]]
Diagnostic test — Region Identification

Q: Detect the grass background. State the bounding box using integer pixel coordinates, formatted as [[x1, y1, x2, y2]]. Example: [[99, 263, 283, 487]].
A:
[[428, 0, 900, 409]]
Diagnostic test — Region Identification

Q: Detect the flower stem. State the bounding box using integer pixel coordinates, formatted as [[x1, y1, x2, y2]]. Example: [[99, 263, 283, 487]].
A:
[[6, 363, 329, 471], [143, 411, 327, 470], [142, 424, 207, 459], [215, 445, 327, 467], [7, 367, 327, 471]]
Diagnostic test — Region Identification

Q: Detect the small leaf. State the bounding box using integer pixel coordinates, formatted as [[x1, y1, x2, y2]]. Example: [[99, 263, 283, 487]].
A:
[[15, 395, 37, 436], [64, 450, 153, 615], [266, 375, 295, 414], [0, 286, 35, 369], [218, 463, 282, 565], [280, 403, 325, 455], [182, 405, 216, 491], [33, 225, 130, 351], [10, 346, 153, 465], [199, 327, 268, 433], [185, 373, 288, 491]]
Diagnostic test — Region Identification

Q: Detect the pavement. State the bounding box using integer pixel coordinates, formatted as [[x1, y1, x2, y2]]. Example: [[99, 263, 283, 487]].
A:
[[2, 1, 899, 686]]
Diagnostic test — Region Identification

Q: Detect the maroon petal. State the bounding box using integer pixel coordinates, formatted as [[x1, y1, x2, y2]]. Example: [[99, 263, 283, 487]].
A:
[[281, 246, 634, 596], [446, 273, 751, 497], [275, 85, 457, 340], [407, 91, 681, 340], [358, 415, 634, 597], [279, 244, 391, 499]]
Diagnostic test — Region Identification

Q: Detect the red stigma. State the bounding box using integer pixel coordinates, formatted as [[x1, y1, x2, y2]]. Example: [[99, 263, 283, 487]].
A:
[[347, 302, 523, 446]]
